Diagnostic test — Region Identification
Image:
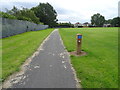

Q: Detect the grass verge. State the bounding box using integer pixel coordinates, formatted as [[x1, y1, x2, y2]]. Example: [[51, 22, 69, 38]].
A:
[[2, 28, 53, 81], [59, 27, 118, 88]]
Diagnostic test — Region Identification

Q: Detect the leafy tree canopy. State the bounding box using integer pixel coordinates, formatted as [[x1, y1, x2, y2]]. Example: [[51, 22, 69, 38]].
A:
[[105, 17, 120, 27], [111, 17, 120, 27], [0, 11, 17, 19], [31, 3, 58, 27], [91, 13, 105, 27], [6, 6, 40, 24]]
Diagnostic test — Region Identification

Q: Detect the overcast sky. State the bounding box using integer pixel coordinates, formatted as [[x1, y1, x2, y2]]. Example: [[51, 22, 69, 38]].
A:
[[0, 0, 119, 24]]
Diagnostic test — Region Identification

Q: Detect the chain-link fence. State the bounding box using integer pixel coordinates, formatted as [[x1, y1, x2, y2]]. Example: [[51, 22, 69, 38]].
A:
[[0, 18, 49, 38]]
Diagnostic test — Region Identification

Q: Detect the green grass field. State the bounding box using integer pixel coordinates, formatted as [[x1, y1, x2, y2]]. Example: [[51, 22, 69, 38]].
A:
[[59, 27, 118, 88], [1, 28, 53, 81]]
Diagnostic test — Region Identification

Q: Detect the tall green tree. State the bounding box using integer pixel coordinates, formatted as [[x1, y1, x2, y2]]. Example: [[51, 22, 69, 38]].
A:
[[91, 13, 105, 27], [6, 6, 40, 24], [18, 8, 40, 24], [105, 19, 112, 24], [0, 11, 17, 19], [105, 17, 120, 27], [6, 6, 20, 15], [31, 3, 58, 27], [111, 17, 120, 27]]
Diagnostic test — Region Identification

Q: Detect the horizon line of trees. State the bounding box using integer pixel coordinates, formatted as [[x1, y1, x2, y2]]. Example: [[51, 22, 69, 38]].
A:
[[57, 14, 120, 28], [91, 13, 120, 27], [0, 2, 58, 27], [0, 3, 119, 27]]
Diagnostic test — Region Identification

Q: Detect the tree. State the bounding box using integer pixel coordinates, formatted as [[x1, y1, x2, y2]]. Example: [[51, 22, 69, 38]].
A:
[[111, 17, 120, 27], [31, 3, 58, 27], [105, 19, 112, 24], [105, 17, 120, 27], [57, 22, 74, 28], [0, 11, 17, 19], [91, 13, 105, 27], [18, 8, 40, 24], [6, 6, 40, 24], [6, 6, 20, 15]]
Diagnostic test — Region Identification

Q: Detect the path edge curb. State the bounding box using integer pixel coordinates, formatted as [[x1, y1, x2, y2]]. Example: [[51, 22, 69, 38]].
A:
[[58, 29, 82, 88]]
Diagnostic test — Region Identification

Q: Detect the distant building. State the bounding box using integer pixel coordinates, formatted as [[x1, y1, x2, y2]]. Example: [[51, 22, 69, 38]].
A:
[[83, 22, 91, 27], [74, 22, 93, 28], [74, 22, 82, 28]]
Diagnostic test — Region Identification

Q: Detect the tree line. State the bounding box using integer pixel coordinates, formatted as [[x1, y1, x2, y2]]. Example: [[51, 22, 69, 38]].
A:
[[91, 13, 120, 27], [0, 3, 57, 27], [0, 2, 119, 27], [58, 13, 120, 27]]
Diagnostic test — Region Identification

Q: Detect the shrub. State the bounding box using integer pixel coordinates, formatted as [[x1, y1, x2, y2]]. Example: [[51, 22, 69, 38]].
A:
[[17, 16, 32, 22], [0, 11, 17, 19]]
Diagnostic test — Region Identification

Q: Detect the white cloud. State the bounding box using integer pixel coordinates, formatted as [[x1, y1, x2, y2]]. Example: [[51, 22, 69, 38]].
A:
[[0, 0, 119, 24]]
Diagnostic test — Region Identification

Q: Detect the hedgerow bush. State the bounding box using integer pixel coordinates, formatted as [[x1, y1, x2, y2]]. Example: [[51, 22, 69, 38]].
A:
[[17, 16, 32, 22], [0, 11, 17, 19]]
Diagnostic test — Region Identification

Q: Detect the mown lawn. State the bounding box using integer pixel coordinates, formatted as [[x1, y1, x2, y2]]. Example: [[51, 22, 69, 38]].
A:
[[2, 28, 53, 81], [59, 27, 118, 88]]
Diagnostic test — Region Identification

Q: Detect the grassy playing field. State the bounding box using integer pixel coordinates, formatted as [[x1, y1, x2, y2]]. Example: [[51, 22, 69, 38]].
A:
[[1, 28, 53, 81], [59, 27, 118, 88]]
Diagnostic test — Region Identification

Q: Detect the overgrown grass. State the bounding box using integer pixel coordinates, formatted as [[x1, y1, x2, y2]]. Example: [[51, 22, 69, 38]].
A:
[[2, 28, 53, 81], [59, 27, 118, 88]]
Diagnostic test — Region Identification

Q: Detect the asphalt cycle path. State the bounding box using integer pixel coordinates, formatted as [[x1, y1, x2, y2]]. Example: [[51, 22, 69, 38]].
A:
[[10, 29, 78, 88]]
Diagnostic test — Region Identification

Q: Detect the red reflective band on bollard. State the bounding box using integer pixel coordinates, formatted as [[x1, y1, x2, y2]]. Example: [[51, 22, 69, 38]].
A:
[[78, 39, 81, 40]]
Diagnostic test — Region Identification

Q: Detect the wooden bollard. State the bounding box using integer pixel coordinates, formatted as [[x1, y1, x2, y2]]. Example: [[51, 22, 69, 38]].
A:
[[76, 34, 82, 55]]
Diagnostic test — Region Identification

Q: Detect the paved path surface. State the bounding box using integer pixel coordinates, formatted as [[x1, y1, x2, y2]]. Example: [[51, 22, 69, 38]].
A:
[[11, 29, 77, 88]]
